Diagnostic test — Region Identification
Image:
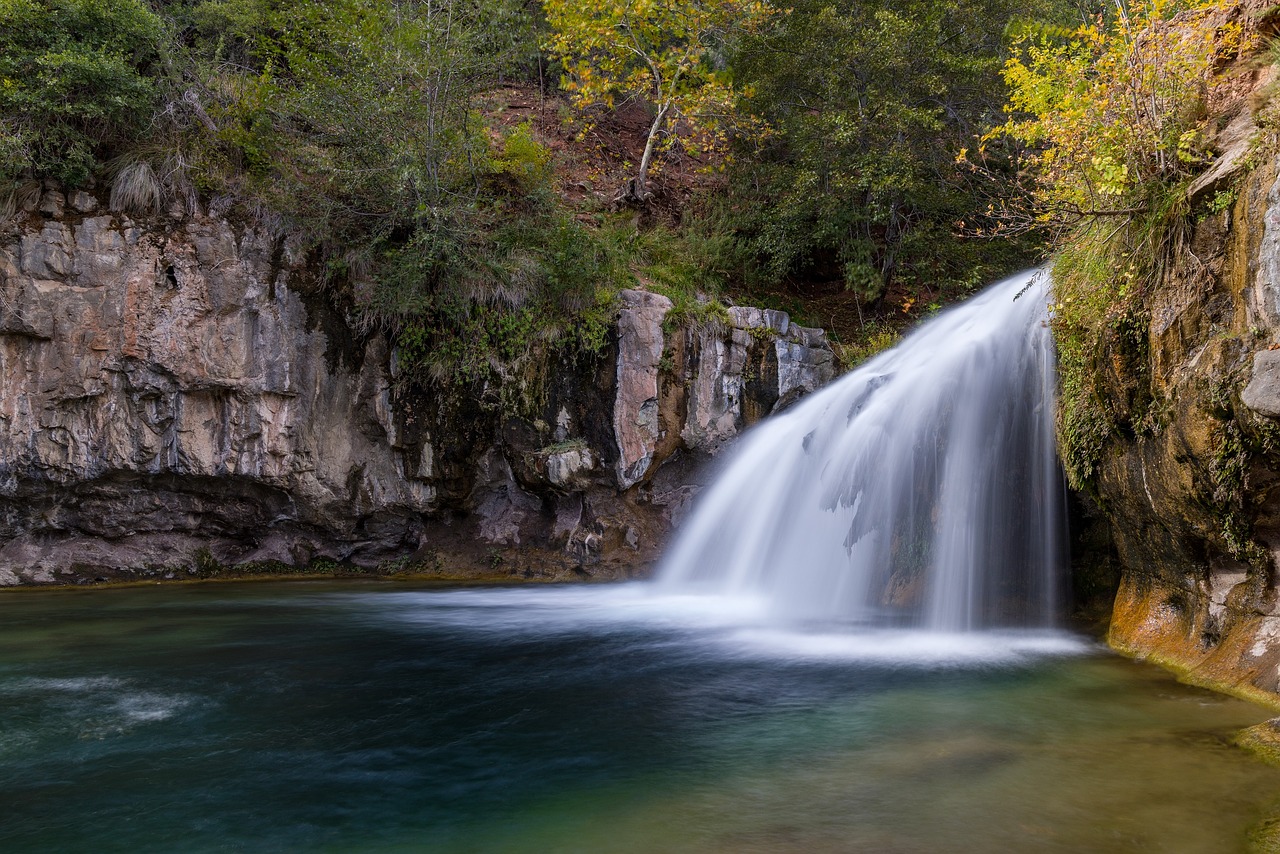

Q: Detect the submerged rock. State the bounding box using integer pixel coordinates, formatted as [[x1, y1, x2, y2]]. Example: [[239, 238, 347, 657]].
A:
[[1235, 718, 1280, 765]]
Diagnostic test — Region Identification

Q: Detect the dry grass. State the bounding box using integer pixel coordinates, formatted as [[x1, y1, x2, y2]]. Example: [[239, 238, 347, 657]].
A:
[[0, 179, 40, 223], [109, 160, 164, 216]]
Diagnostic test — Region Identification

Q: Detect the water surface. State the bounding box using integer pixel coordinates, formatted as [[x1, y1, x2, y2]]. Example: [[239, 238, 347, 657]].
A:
[[1, 581, 1278, 852]]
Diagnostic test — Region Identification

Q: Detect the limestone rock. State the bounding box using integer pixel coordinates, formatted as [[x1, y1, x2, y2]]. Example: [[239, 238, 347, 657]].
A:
[[550, 493, 583, 548], [38, 190, 65, 219], [1187, 108, 1261, 204], [1243, 350, 1280, 417], [69, 191, 98, 214], [777, 324, 836, 406], [472, 449, 540, 546], [0, 213, 439, 574], [613, 289, 671, 488], [545, 445, 595, 488], [1246, 168, 1280, 330], [1088, 153, 1280, 702], [0, 214, 836, 584], [680, 305, 834, 452], [681, 323, 745, 451]]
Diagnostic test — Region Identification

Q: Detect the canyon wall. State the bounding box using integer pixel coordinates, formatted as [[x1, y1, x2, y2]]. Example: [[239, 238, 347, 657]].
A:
[[0, 192, 833, 585]]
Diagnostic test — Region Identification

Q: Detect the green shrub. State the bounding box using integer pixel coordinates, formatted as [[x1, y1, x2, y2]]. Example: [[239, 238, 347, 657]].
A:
[[492, 121, 553, 194], [996, 0, 1245, 224], [371, 201, 625, 391], [839, 323, 901, 368], [0, 0, 163, 185]]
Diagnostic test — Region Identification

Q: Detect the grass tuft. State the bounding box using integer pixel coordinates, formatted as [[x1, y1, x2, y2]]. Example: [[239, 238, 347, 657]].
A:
[[109, 160, 164, 216]]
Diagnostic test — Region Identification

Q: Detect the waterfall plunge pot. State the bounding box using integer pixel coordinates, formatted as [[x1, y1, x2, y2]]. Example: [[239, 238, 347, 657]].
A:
[[659, 270, 1065, 631]]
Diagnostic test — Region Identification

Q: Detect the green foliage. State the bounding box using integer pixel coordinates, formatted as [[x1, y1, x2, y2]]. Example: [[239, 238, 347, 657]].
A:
[[660, 294, 732, 336], [227, 0, 493, 247], [0, 0, 163, 185], [0, 0, 1079, 404], [1210, 417, 1260, 562], [491, 122, 554, 194], [376, 201, 625, 387], [160, 0, 609, 397], [838, 323, 901, 368], [724, 0, 1061, 303], [1206, 187, 1238, 216], [621, 211, 741, 296], [1048, 183, 1191, 491], [996, 1, 1259, 493], [1201, 381, 1280, 566]]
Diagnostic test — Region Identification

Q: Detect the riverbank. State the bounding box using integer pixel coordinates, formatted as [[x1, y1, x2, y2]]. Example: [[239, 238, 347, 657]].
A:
[[0, 551, 653, 591]]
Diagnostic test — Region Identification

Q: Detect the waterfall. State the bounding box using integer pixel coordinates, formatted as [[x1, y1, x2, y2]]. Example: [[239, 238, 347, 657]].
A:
[[657, 270, 1065, 631]]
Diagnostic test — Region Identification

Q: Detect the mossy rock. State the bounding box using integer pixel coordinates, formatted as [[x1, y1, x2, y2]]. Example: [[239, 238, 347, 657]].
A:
[[1249, 803, 1280, 854], [1235, 718, 1280, 766], [1240, 722, 1280, 852]]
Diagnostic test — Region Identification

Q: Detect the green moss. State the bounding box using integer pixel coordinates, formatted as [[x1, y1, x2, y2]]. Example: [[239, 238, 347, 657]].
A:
[[539, 438, 588, 455], [379, 551, 445, 575], [187, 551, 375, 580], [836, 323, 900, 369], [1248, 812, 1280, 854], [1051, 232, 1127, 492], [377, 200, 627, 417], [1050, 185, 1187, 492], [1202, 392, 1280, 568]]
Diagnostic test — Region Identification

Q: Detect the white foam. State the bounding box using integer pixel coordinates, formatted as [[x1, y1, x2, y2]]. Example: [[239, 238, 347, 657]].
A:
[[719, 628, 1095, 666], [1, 676, 127, 693], [349, 584, 768, 633], [1, 675, 194, 728], [114, 691, 192, 723], [338, 585, 1094, 668]]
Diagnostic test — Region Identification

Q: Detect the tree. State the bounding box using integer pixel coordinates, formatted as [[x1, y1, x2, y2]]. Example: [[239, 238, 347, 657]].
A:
[[991, 0, 1252, 491], [995, 0, 1244, 226], [723, 0, 1078, 304], [542, 0, 772, 202], [165, 0, 533, 251]]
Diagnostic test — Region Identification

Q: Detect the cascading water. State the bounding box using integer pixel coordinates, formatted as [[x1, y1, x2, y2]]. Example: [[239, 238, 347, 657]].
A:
[[658, 269, 1064, 631]]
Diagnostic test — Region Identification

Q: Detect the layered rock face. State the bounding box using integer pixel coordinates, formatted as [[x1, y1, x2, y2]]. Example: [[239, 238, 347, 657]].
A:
[[0, 198, 833, 585]]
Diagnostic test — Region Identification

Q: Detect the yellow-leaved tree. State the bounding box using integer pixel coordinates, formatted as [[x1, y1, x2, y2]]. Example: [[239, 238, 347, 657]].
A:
[[543, 0, 773, 202], [988, 0, 1255, 493], [994, 0, 1248, 225]]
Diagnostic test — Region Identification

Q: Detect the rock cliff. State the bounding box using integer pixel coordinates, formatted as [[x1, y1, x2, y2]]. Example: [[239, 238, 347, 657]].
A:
[[1084, 90, 1280, 703], [0, 193, 834, 585]]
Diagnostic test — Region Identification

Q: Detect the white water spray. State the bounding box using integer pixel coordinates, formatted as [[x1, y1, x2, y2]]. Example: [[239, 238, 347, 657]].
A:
[[658, 270, 1064, 631]]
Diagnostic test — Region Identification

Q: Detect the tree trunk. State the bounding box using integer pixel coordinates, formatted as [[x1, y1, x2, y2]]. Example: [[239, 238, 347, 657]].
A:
[[619, 103, 669, 205]]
